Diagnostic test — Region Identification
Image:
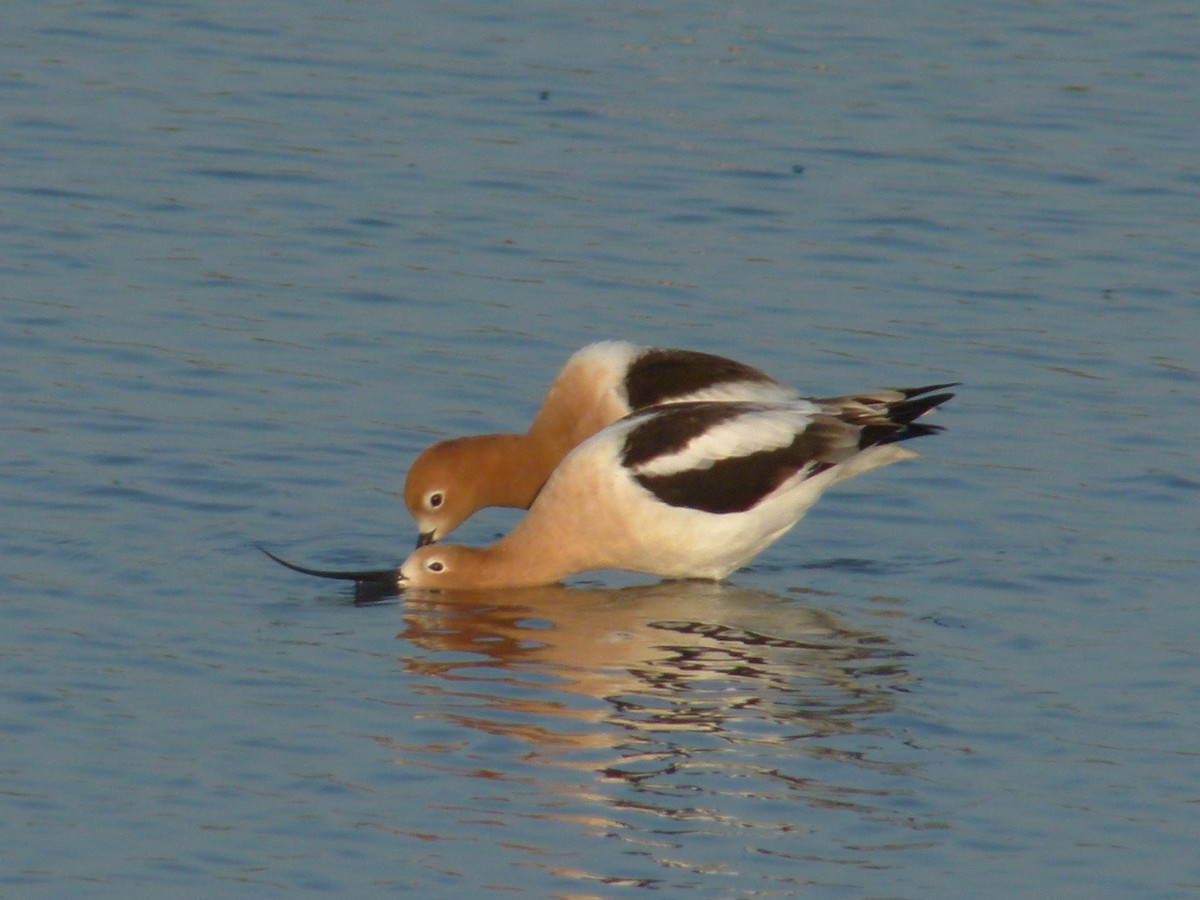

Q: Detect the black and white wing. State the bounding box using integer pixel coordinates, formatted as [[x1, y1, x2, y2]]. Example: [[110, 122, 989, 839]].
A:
[[618, 385, 955, 515]]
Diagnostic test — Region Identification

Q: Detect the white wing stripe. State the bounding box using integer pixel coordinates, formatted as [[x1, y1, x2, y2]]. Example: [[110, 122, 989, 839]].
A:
[[631, 406, 818, 478]]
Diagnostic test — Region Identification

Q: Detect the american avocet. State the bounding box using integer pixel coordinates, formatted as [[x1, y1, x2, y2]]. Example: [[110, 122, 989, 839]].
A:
[[388, 384, 956, 590], [404, 341, 799, 547]]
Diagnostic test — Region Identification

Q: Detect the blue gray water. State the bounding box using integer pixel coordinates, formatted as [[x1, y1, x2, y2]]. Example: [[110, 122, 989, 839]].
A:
[[3, 1, 1198, 897]]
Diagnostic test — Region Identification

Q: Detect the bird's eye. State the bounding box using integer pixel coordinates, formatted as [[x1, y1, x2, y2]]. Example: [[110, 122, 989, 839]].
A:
[[427, 561, 445, 573], [427, 491, 444, 510]]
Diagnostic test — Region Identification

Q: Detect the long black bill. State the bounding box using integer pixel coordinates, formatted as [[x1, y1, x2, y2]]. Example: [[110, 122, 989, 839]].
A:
[[258, 546, 398, 586]]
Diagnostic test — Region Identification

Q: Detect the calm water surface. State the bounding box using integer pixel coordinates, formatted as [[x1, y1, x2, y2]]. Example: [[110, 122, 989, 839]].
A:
[[3, 0, 1198, 897]]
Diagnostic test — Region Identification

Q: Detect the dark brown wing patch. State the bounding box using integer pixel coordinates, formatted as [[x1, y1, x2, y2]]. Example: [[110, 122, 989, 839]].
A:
[[635, 448, 833, 514], [624, 348, 778, 410]]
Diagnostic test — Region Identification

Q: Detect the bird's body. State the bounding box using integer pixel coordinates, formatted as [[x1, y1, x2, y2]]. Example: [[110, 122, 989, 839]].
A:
[[398, 385, 955, 590], [403, 341, 798, 545]]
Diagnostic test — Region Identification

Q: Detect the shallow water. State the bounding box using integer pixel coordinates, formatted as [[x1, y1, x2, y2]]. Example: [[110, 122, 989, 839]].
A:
[[3, 0, 1199, 896]]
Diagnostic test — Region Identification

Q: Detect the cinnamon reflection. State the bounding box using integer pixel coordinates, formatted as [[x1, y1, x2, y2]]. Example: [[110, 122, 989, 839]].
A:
[[393, 580, 908, 757]]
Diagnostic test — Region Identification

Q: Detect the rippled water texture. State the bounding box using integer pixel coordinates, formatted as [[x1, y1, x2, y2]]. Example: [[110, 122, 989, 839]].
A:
[[3, 0, 1198, 896]]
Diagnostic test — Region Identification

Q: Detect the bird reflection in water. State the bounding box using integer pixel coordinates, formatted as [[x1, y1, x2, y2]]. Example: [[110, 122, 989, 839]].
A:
[[381, 580, 910, 780], [366, 580, 924, 885]]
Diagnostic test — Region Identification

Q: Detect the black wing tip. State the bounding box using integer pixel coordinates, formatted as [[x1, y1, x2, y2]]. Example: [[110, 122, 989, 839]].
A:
[[895, 381, 961, 399], [257, 545, 398, 585], [859, 385, 956, 448], [888, 388, 957, 425]]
